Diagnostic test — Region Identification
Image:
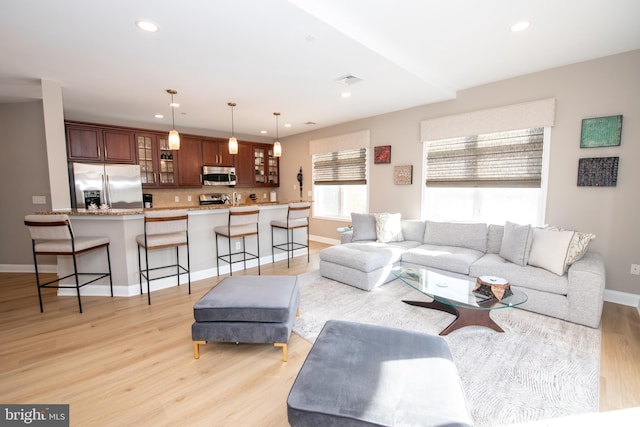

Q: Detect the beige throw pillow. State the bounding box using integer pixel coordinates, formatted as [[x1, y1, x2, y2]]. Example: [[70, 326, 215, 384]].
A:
[[545, 226, 595, 267], [528, 227, 575, 276], [374, 213, 404, 243]]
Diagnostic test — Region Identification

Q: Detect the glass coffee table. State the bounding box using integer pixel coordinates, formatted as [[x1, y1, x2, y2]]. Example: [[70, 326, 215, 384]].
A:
[[392, 265, 528, 335]]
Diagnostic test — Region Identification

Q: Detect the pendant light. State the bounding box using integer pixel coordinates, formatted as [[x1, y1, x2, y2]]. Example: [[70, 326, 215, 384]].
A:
[[273, 112, 282, 158], [228, 102, 238, 154], [166, 89, 180, 150]]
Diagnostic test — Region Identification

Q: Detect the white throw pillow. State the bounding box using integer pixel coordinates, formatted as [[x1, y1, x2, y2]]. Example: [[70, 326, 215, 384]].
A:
[[374, 213, 404, 243], [546, 226, 595, 267], [528, 228, 575, 276], [499, 221, 533, 266]]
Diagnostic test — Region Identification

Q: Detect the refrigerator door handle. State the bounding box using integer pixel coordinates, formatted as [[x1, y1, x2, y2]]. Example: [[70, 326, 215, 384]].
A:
[[104, 175, 111, 207]]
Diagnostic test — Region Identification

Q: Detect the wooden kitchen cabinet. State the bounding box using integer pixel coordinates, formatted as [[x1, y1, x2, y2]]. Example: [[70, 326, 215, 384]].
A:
[[177, 136, 203, 187], [253, 143, 279, 187], [233, 141, 255, 187], [202, 138, 234, 166], [136, 133, 179, 188], [66, 123, 136, 164]]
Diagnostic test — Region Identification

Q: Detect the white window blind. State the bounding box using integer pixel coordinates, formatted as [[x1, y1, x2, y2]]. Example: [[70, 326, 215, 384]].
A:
[[313, 148, 367, 185], [426, 127, 544, 188]]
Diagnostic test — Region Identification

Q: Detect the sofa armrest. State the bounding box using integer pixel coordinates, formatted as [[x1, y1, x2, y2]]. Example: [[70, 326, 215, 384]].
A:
[[340, 231, 354, 244], [566, 251, 606, 328]]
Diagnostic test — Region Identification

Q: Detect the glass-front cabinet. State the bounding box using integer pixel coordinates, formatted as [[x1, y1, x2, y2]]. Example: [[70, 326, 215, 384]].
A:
[[253, 144, 279, 186], [137, 133, 178, 187]]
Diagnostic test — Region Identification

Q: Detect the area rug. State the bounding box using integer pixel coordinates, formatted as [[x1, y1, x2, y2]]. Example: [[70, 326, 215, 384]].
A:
[[293, 271, 600, 427]]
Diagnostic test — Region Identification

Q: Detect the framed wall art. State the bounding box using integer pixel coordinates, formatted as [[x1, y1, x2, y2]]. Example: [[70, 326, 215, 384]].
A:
[[374, 145, 391, 164], [394, 165, 413, 185], [577, 157, 619, 187], [580, 115, 623, 148]]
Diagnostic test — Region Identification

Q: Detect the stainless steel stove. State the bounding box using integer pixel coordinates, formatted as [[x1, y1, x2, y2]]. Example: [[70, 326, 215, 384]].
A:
[[199, 193, 231, 205]]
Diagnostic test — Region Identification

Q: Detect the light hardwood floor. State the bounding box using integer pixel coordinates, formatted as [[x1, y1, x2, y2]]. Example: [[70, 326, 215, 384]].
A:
[[1, 241, 638, 426]]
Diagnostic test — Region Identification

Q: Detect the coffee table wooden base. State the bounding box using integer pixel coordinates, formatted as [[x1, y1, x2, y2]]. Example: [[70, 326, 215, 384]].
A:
[[402, 300, 504, 336]]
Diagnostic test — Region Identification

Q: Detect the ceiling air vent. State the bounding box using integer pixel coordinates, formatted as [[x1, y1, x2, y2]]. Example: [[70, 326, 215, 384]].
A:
[[334, 74, 363, 85], [304, 121, 317, 126]]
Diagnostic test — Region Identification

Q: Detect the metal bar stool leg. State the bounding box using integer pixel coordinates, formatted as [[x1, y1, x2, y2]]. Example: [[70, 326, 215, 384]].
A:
[[144, 245, 151, 305], [176, 246, 180, 286], [106, 245, 113, 297], [31, 241, 44, 313], [186, 235, 191, 294], [71, 252, 83, 313]]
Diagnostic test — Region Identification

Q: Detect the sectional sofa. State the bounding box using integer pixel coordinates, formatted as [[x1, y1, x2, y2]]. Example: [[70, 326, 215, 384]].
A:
[[319, 213, 606, 328]]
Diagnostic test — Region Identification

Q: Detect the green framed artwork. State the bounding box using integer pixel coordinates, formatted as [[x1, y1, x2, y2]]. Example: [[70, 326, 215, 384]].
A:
[[580, 115, 622, 148]]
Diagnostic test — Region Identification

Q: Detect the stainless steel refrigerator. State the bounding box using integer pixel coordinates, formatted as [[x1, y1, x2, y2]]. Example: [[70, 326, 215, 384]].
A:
[[73, 162, 143, 209]]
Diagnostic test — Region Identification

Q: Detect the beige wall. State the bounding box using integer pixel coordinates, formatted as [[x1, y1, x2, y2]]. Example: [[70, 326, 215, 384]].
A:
[[0, 101, 51, 267], [279, 50, 640, 296]]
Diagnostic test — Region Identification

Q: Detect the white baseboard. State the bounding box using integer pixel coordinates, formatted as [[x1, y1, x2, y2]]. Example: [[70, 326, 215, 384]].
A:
[[0, 264, 57, 273], [603, 289, 640, 308], [310, 234, 339, 245]]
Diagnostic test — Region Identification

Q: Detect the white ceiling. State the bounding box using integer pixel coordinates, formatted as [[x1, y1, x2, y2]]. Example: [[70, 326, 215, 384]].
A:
[[1, 0, 639, 139]]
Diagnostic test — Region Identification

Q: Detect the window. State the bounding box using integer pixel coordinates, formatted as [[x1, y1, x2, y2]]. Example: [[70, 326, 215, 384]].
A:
[[313, 148, 368, 220], [424, 127, 549, 225]]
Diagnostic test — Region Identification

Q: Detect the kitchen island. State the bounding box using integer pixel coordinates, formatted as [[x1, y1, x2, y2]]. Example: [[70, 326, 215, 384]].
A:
[[36, 202, 308, 297]]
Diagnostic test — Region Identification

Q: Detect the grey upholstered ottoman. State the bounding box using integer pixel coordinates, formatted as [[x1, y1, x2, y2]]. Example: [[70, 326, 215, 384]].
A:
[[192, 275, 299, 361], [287, 320, 472, 427]]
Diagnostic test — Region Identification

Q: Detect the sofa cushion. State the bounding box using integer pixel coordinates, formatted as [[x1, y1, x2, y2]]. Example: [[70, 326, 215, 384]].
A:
[[351, 213, 377, 242], [401, 220, 427, 242], [423, 221, 488, 252], [320, 242, 406, 273], [499, 221, 533, 266], [374, 212, 404, 243], [402, 244, 484, 275], [486, 224, 504, 254], [528, 227, 575, 275], [470, 253, 568, 295]]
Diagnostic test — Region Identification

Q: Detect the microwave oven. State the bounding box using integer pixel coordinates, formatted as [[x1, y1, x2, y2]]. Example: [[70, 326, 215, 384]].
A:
[[202, 166, 236, 186]]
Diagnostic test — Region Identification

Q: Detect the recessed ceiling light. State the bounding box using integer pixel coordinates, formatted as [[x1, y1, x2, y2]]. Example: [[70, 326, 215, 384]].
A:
[[284, 124, 292, 128], [341, 92, 351, 98], [510, 21, 530, 32], [260, 130, 268, 134], [154, 114, 164, 119], [169, 102, 179, 108], [135, 20, 159, 32]]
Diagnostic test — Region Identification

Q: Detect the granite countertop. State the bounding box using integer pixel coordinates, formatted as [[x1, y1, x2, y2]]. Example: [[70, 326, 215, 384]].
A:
[[36, 200, 312, 216]]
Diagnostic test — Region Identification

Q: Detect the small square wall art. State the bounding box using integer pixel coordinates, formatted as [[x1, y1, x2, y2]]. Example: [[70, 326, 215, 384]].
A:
[[374, 145, 391, 164], [394, 165, 413, 185], [580, 115, 622, 148], [577, 157, 619, 187]]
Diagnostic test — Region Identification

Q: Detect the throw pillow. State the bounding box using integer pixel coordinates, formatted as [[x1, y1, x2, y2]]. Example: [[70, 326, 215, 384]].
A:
[[350, 213, 377, 242], [528, 227, 575, 275], [374, 213, 404, 243], [499, 221, 533, 266], [546, 226, 596, 267]]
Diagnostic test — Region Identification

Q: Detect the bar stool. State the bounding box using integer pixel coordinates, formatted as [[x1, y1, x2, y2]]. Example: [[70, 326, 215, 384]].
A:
[[215, 206, 260, 276], [136, 210, 190, 305], [271, 202, 311, 268], [24, 214, 113, 313]]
